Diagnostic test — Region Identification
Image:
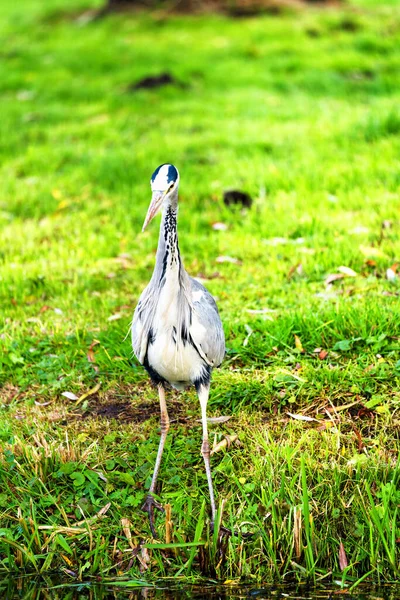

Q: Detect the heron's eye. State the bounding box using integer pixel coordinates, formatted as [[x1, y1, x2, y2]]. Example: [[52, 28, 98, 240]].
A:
[[168, 183, 174, 192]]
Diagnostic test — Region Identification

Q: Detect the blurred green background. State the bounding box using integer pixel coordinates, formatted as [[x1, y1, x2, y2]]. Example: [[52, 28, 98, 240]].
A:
[[0, 0, 399, 580], [1, 0, 399, 399]]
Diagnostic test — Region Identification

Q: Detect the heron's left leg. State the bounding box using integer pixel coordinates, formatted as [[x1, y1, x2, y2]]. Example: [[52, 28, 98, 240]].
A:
[[142, 384, 169, 536], [197, 383, 217, 522]]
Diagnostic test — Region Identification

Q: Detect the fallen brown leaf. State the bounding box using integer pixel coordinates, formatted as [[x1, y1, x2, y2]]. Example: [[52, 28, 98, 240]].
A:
[[325, 273, 345, 286], [352, 426, 364, 452], [138, 546, 150, 572], [97, 503, 111, 517], [211, 434, 238, 455], [121, 517, 134, 548], [87, 340, 100, 373], [338, 541, 348, 571], [386, 263, 398, 281], [287, 262, 303, 280]]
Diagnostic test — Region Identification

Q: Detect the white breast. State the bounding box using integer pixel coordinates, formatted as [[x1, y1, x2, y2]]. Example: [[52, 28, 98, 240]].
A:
[[147, 272, 204, 388]]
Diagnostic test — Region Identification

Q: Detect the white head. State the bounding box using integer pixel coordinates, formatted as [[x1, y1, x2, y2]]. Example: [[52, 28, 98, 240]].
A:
[[142, 164, 180, 231]]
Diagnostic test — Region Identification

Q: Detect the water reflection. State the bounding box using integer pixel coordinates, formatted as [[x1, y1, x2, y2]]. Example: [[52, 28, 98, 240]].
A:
[[2, 578, 399, 600]]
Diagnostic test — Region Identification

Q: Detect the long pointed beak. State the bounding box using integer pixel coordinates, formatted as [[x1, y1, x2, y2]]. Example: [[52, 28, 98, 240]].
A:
[[142, 191, 164, 232]]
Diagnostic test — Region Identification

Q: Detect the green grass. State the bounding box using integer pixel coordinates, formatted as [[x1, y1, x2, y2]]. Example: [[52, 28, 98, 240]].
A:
[[1, 0, 400, 585]]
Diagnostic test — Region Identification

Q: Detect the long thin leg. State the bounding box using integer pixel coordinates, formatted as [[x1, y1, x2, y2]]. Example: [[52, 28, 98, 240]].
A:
[[142, 384, 169, 536], [197, 383, 217, 522]]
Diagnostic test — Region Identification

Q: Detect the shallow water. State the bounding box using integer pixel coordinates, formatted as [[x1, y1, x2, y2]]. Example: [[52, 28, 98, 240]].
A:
[[2, 579, 400, 600]]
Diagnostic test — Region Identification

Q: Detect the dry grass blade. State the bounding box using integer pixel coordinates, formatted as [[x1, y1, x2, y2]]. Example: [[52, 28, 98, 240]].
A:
[[75, 382, 102, 406], [211, 434, 238, 455]]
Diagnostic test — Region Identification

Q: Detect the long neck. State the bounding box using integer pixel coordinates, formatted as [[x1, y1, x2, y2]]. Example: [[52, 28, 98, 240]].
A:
[[154, 201, 181, 284]]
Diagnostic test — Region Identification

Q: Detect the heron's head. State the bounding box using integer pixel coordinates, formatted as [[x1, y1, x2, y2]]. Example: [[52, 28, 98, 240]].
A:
[[142, 164, 180, 232]]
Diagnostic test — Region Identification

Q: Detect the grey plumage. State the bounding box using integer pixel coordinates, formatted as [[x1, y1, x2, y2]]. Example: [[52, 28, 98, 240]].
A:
[[131, 163, 225, 535]]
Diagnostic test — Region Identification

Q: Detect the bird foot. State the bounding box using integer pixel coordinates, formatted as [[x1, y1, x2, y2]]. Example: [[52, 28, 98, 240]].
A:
[[210, 522, 254, 539], [142, 494, 164, 537], [210, 521, 237, 538]]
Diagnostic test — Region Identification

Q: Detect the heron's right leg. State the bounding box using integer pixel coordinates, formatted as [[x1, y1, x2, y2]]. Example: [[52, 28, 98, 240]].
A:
[[197, 383, 217, 523], [142, 384, 169, 537]]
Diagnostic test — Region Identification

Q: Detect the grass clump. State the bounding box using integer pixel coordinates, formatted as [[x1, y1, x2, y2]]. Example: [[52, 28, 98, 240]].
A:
[[1, 0, 400, 586]]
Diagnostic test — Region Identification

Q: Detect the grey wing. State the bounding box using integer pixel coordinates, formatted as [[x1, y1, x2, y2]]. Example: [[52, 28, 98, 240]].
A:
[[131, 284, 154, 364], [189, 278, 225, 368]]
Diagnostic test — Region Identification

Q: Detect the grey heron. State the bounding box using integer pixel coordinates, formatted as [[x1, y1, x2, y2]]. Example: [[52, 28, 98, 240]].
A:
[[132, 164, 225, 536]]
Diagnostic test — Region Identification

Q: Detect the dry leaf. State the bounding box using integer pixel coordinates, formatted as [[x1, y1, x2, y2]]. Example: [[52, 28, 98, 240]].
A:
[[87, 348, 97, 363], [212, 222, 228, 231], [61, 554, 74, 566], [211, 434, 238, 455], [353, 426, 364, 452], [75, 382, 101, 406], [294, 335, 304, 353], [338, 541, 348, 571], [87, 340, 100, 372], [61, 391, 79, 401], [34, 400, 52, 406], [97, 502, 111, 517], [139, 546, 150, 571], [318, 349, 328, 360], [216, 255, 241, 264], [121, 517, 134, 548], [287, 412, 320, 423], [287, 263, 303, 280], [325, 273, 345, 286], [338, 266, 357, 277], [386, 268, 397, 281], [386, 263, 398, 281], [205, 415, 232, 424], [107, 313, 122, 321]]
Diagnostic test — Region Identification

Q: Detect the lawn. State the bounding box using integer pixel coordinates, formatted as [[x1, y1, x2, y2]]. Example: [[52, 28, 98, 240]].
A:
[[0, 0, 399, 585]]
